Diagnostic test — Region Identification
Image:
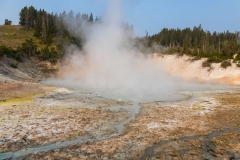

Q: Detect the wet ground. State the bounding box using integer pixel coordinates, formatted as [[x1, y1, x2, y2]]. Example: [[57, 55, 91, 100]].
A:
[[0, 77, 240, 159]]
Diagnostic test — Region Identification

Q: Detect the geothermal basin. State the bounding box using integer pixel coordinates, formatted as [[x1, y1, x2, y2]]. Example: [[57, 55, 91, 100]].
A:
[[0, 71, 240, 160]]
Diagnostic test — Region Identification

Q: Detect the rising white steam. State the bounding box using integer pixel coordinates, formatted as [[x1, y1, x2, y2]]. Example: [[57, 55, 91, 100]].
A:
[[45, 1, 229, 102]]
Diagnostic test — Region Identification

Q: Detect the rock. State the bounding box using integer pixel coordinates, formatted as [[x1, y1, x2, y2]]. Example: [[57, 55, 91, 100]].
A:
[[170, 152, 179, 157], [189, 150, 198, 155], [44, 155, 55, 160], [96, 149, 103, 154]]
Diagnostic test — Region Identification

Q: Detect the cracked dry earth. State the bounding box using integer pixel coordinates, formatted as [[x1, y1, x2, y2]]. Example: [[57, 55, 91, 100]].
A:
[[0, 78, 240, 160]]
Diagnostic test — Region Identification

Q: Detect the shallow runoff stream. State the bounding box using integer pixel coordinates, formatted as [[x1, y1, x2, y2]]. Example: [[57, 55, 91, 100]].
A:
[[0, 90, 143, 160]]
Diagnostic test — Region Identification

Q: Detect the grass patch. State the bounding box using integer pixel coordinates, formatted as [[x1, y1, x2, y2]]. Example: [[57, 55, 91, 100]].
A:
[[0, 25, 46, 49]]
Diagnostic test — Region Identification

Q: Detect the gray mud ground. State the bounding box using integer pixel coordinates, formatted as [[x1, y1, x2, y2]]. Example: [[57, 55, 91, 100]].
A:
[[0, 75, 240, 160]]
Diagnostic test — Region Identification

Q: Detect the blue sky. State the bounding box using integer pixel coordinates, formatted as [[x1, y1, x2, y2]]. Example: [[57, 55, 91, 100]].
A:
[[0, 0, 239, 36]]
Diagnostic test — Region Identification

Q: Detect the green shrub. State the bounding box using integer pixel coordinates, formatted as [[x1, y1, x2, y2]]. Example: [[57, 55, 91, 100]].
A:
[[236, 63, 240, 67], [0, 45, 11, 57], [0, 49, 3, 58], [221, 60, 231, 68], [207, 56, 223, 63], [18, 38, 37, 56], [234, 53, 240, 61], [177, 52, 184, 57], [191, 56, 201, 62], [202, 60, 211, 68], [38, 46, 58, 64], [10, 63, 18, 68], [0, 45, 20, 60]]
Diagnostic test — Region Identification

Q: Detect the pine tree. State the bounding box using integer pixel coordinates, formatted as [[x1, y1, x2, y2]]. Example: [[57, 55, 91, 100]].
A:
[[19, 6, 37, 29], [95, 16, 99, 22], [89, 13, 93, 22], [33, 9, 43, 38], [4, 19, 12, 25], [19, 6, 28, 27]]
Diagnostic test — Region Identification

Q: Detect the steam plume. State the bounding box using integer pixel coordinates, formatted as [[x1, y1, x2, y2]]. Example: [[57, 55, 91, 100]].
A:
[[45, 1, 229, 102]]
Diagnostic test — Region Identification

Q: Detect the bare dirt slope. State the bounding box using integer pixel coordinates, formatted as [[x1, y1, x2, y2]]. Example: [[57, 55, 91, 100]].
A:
[[155, 54, 240, 85], [0, 56, 58, 82]]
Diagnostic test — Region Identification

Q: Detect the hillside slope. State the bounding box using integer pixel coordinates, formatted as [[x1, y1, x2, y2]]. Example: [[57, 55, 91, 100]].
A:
[[0, 25, 45, 49], [154, 54, 240, 85], [0, 56, 58, 82]]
